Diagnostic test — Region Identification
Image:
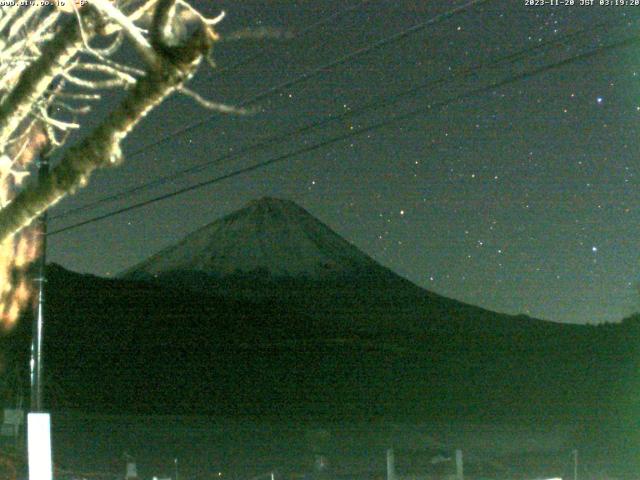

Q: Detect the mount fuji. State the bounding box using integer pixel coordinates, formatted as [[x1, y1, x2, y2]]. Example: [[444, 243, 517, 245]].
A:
[[122, 197, 386, 280], [120, 196, 552, 336], [119, 197, 498, 334]]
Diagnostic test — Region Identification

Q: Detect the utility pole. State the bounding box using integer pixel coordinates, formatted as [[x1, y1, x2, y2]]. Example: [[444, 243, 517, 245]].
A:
[[455, 449, 464, 480], [386, 448, 395, 480], [27, 151, 52, 480], [30, 151, 48, 412]]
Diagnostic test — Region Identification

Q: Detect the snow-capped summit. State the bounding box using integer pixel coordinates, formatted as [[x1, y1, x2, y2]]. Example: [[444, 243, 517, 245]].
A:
[[122, 197, 385, 280]]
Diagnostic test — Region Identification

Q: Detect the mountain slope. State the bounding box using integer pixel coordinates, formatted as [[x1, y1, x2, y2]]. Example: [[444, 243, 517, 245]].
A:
[[122, 197, 387, 279], [20, 264, 624, 425], [120, 197, 559, 337]]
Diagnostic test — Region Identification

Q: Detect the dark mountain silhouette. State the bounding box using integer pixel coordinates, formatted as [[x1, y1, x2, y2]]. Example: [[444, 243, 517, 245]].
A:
[[120, 197, 560, 337], [1, 199, 636, 440]]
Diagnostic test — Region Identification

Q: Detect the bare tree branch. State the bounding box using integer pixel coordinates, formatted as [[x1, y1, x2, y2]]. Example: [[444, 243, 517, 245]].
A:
[[222, 26, 293, 42], [179, 86, 250, 115], [87, 0, 159, 69], [0, 8, 100, 151], [0, 0, 215, 242]]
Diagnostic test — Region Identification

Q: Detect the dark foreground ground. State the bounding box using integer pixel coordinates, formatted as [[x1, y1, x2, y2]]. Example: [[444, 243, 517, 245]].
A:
[[45, 413, 635, 480], [4, 266, 640, 478]]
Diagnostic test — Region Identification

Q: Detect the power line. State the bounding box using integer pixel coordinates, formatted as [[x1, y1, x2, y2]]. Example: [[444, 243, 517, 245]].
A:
[[47, 32, 640, 237], [119, 0, 489, 159], [49, 17, 620, 222]]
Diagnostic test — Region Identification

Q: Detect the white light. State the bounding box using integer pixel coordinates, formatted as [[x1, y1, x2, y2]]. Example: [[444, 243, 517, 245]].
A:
[[28, 413, 53, 480]]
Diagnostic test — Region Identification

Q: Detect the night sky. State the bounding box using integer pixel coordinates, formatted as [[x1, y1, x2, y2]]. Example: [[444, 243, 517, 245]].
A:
[[44, 0, 640, 324]]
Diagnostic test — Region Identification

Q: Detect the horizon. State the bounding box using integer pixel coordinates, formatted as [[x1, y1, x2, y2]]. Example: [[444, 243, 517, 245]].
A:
[[51, 195, 635, 325], [44, 1, 640, 324]]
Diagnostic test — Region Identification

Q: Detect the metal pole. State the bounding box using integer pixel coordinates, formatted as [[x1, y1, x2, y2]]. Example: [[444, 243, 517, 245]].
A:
[[386, 448, 395, 480], [174, 457, 179, 480], [30, 152, 48, 412], [455, 450, 463, 480], [573, 449, 578, 480]]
